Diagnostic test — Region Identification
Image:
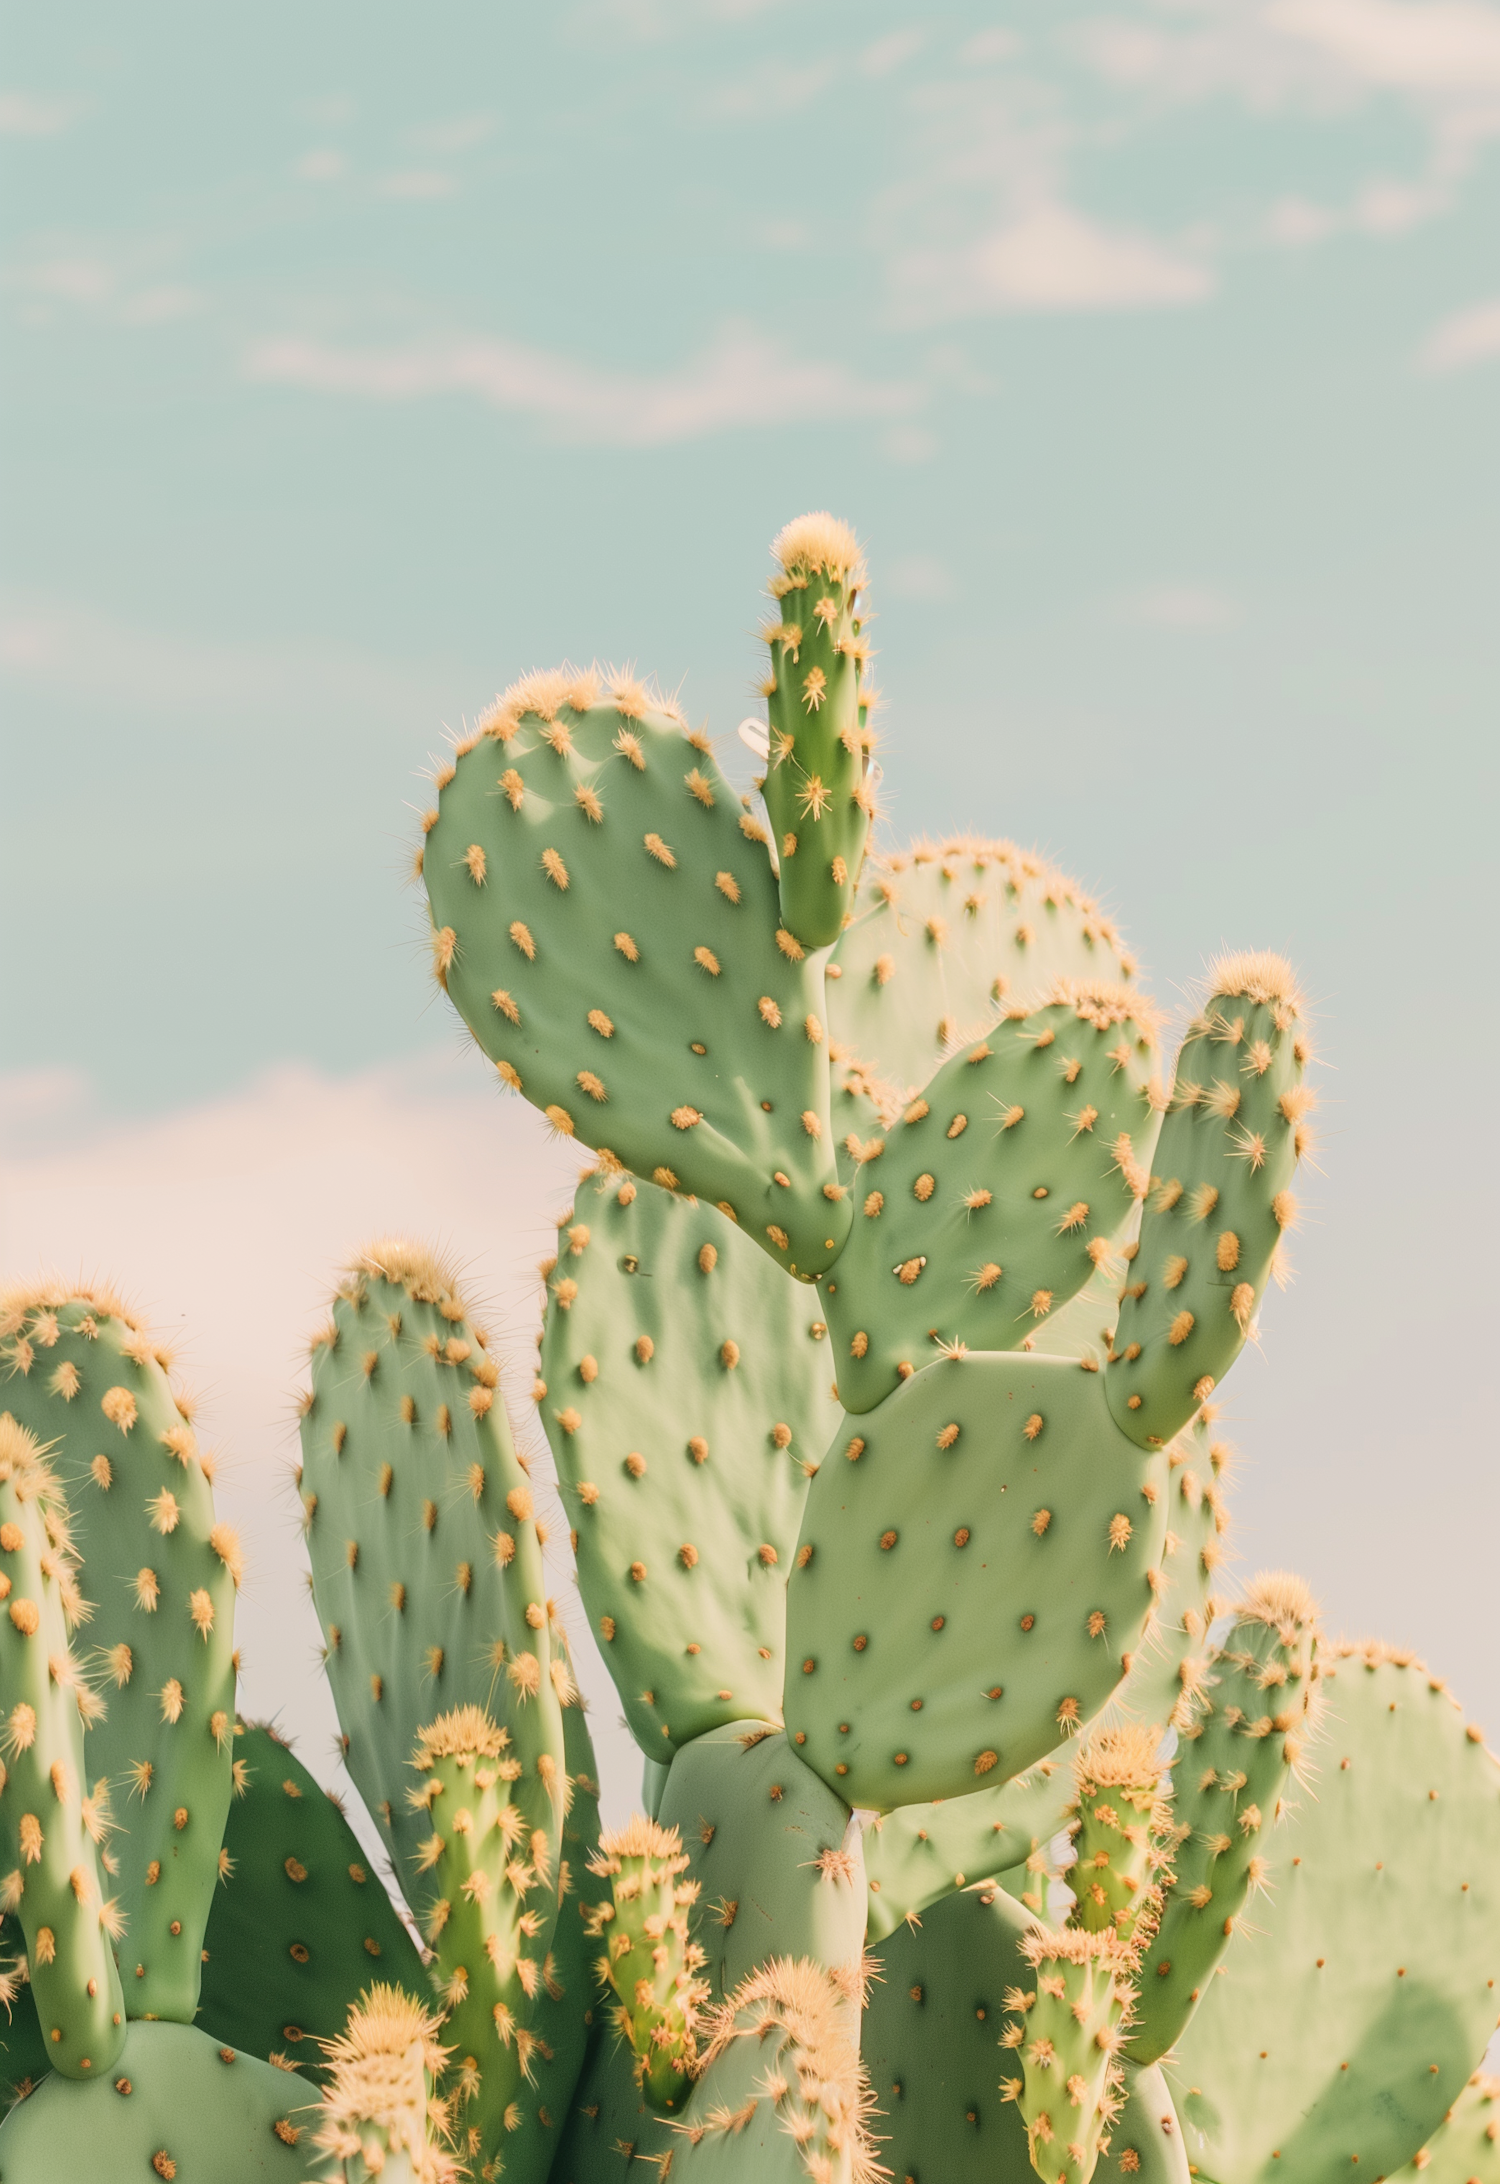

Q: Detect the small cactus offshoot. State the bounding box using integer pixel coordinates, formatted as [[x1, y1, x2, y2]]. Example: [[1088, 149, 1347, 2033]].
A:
[[586, 1815, 708, 2110]]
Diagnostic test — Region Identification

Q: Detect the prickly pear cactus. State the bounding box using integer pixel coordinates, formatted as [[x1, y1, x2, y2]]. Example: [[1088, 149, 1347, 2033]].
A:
[[1171, 1641, 1500, 2182], [538, 1166, 838, 1758], [197, 1721, 424, 2077], [585, 1817, 708, 2109], [1063, 1722, 1172, 1948], [0, 1284, 240, 2027], [309, 1983, 459, 2184]]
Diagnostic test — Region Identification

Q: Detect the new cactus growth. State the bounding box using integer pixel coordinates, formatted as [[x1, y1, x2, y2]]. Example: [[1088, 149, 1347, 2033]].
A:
[[0, 1418, 124, 2080], [758, 514, 876, 951], [0, 1285, 240, 2027], [585, 1817, 707, 2110], [1006, 1925, 1137, 2184], [1063, 1723, 1171, 1947], [311, 1983, 459, 2184], [1129, 1570, 1320, 2065]]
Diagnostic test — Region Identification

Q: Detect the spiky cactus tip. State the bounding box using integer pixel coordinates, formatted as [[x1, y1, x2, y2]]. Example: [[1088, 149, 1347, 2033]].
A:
[[587, 1816, 708, 2110], [312, 1982, 459, 2183]]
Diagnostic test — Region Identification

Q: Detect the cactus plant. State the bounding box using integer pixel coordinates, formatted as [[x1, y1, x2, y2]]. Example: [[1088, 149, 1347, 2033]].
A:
[[584, 1816, 708, 2109], [0, 1285, 240, 2028], [309, 1981, 460, 2183]]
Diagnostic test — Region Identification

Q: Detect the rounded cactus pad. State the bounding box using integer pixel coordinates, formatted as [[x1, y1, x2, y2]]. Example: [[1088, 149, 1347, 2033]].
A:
[[821, 980, 1161, 1413], [784, 1352, 1168, 1810], [1130, 1570, 1322, 2065], [1106, 953, 1312, 1449], [299, 1241, 568, 1902], [0, 1284, 239, 2027], [421, 667, 849, 1278], [827, 838, 1138, 1101], [1172, 1640, 1500, 2181], [0, 1417, 125, 2079], [197, 1721, 423, 2080], [539, 1169, 839, 1758], [0, 2020, 311, 2181]]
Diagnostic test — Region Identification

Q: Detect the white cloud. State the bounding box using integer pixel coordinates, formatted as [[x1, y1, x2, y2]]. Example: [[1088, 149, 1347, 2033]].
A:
[[861, 29, 926, 79], [884, 554, 951, 600], [896, 202, 1212, 321], [296, 147, 347, 182], [1266, 0, 1500, 90], [1120, 584, 1241, 629], [400, 114, 495, 156], [0, 1056, 642, 1826], [0, 91, 83, 136], [242, 321, 920, 445], [1419, 296, 1500, 369]]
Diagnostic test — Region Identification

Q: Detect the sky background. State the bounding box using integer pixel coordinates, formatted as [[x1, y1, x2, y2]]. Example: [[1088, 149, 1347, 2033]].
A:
[[2, 0, 1498, 1833]]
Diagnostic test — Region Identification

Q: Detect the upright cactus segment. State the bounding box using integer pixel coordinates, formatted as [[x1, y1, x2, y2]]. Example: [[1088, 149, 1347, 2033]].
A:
[[821, 981, 1160, 1413], [1063, 1722, 1171, 1947], [784, 1352, 1168, 1809], [197, 1721, 425, 2079], [759, 514, 875, 949], [311, 1984, 458, 2184], [1173, 1642, 1500, 2183], [420, 667, 848, 1278], [1106, 955, 1312, 1448], [1112, 1409, 1229, 1731], [1129, 1572, 1320, 2065], [538, 1167, 838, 1758], [585, 1817, 707, 2111], [0, 1285, 239, 2025], [408, 1704, 570, 2174], [826, 840, 1138, 1097], [0, 2021, 311, 2181], [299, 1242, 568, 1900], [0, 1418, 123, 2079], [1006, 1928, 1136, 2184]]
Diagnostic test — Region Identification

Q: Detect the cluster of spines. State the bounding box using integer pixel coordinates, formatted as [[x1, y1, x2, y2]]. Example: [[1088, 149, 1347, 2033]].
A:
[[584, 1815, 708, 2111], [1061, 1722, 1174, 1949], [311, 1981, 460, 2184]]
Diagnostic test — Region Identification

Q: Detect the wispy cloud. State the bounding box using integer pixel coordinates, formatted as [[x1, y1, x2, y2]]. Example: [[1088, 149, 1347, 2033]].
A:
[[894, 202, 1211, 322], [1118, 584, 1242, 630], [0, 91, 83, 136], [242, 321, 920, 444], [1419, 296, 1500, 370], [1266, 0, 1500, 90]]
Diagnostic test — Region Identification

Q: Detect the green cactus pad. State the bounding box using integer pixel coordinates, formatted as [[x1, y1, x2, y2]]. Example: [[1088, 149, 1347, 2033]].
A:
[[1130, 1573, 1321, 2066], [1, 1287, 238, 2027], [0, 2020, 311, 2180], [759, 513, 875, 949], [0, 1419, 124, 2080], [656, 1724, 864, 2007], [784, 1352, 1168, 1809], [862, 1752, 1075, 1942], [539, 1168, 839, 1759], [826, 841, 1138, 1099], [1388, 2070, 1500, 2182], [820, 983, 1160, 1413], [1106, 956, 1311, 1449], [299, 1242, 568, 1902], [1170, 1642, 1500, 2182], [421, 667, 849, 1278], [196, 1721, 423, 2079]]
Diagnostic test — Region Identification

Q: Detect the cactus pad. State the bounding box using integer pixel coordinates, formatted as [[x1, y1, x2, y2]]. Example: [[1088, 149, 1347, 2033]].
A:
[[0, 1286, 239, 2026], [299, 1242, 568, 1900], [1171, 1642, 1500, 2182], [197, 1721, 423, 2079], [1388, 2070, 1500, 2181], [785, 1352, 1168, 1808], [539, 1170, 838, 1758], [821, 983, 1160, 1413], [1106, 956, 1311, 1449], [0, 2020, 311, 2181], [421, 669, 849, 1277]]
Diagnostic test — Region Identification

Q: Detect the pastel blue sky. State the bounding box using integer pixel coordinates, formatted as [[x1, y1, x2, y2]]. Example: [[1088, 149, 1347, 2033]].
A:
[[3, 0, 1497, 1785]]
